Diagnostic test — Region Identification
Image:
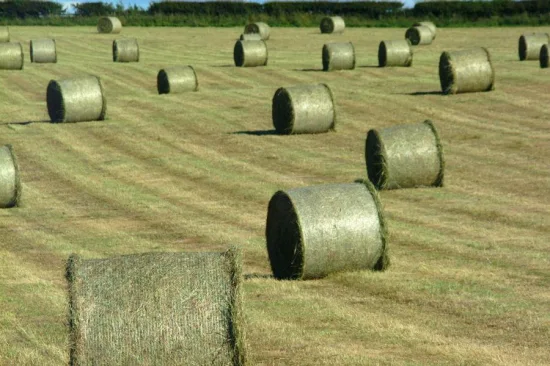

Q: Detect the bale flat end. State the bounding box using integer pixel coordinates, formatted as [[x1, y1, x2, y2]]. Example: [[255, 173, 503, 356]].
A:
[[272, 87, 295, 134], [46, 80, 66, 123], [365, 129, 388, 190]]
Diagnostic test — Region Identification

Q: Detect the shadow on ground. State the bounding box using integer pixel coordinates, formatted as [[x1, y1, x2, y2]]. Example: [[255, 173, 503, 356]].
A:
[[232, 130, 279, 136]]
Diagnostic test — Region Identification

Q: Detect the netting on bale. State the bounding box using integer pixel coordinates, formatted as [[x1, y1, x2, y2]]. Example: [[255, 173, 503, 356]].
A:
[[378, 40, 413, 67], [439, 47, 495, 94], [405, 26, 434, 46], [244, 22, 270, 40], [157, 66, 199, 94], [0, 145, 22, 208], [97, 17, 122, 34], [541, 44, 549, 68], [30, 39, 57, 63], [320, 16, 345, 34], [233, 40, 268, 67], [413, 21, 436, 39], [0, 42, 23, 70], [0, 27, 9, 42], [113, 38, 139, 62], [518, 33, 549, 61], [239, 33, 262, 41], [322, 42, 355, 71], [66, 248, 246, 365]]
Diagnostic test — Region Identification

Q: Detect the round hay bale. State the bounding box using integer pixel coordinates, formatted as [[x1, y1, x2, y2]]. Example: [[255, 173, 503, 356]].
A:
[[0, 42, 23, 70], [378, 40, 413, 67], [46, 75, 106, 123], [365, 120, 444, 190], [405, 26, 434, 46], [157, 66, 198, 94], [320, 16, 345, 34], [413, 21, 436, 39], [540, 44, 549, 68], [66, 248, 246, 365], [239, 33, 262, 41], [97, 17, 122, 34], [0, 27, 9, 43], [266, 181, 389, 280], [244, 22, 270, 40], [439, 47, 495, 95], [30, 39, 57, 63], [233, 40, 268, 67], [272, 83, 335, 135], [0, 145, 22, 208], [113, 38, 139, 63], [519, 33, 549, 61], [322, 42, 355, 71]]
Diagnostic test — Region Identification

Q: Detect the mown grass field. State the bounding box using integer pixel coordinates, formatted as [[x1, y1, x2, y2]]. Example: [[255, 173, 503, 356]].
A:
[[0, 26, 548, 365]]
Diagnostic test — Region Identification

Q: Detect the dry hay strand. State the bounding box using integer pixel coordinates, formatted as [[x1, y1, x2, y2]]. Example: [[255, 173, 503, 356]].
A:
[[322, 42, 355, 71], [97, 17, 122, 34], [239, 33, 262, 41], [439, 47, 495, 94], [233, 40, 268, 67], [0, 42, 23, 70], [47, 75, 106, 123], [541, 44, 549, 68], [66, 248, 246, 365], [244, 22, 270, 40], [0, 27, 9, 43], [320, 16, 345, 34], [413, 21, 437, 39], [519, 33, 549, 61], [266, 181, 389, 280], [378, 40, 413, 67], [30, 39, 57, 63], [157, 65, 199, 94], [365, 120, 444, 190], [113, 38, 139, 62], [405, 25, 434, 46], [272, 83, 335, 134], [0, 145, 22, 208]]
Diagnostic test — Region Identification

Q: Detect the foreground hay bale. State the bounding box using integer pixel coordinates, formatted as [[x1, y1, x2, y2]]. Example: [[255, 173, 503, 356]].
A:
[[97, 17, 122, 34], [244, 22, 270, 40], [519, 33, 549, 61], [541, 44, 549, 68], [378, 40, 413, 67], [405, 25, 434, 46], [239, 33, 262, 41], [30, 39, 57, 63], [47, 75, 106, 123], [0, 27, 9, 42], [320, 16, 345, 34], [113, 38, 139, 62], [439, 47, 495, 94], [157, 66, 198, 94], [66, 248, 246, 365], [266, 181, 389, 280], [0, 145, 21, 208], [322, 42, 355, 71], [365, 120, 444, 190], [272, 84, 335, 134], [0, 43, 23, 70], [234, 40, 267, 67], [413, 21, 437, 39]]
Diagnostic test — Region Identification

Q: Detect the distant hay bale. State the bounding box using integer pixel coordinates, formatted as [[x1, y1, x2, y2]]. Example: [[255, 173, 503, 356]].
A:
[[541, 44, 549, 68], [233, 40, 268, 67], [365, 120, 444, 190], [244, 22, 270, 40], [113, 38, 139, 62], [272, 83, 335, 134], [30, 39, 57, 63], [413, 21, 437, 39], [320, 16, 345, 34], [322, 42, 355, 71], [0, 27, 9, 42], [66, 248, 246, 365], [439, 47, 495, 94], [0, 43, 23, 70], [266, 181, 389, 280], [519, 33, 549, 61], [97, 17, 122, 34], [239, 33, 262, 41], [47, 75, 106, 123], [0, 145, 22, 208], [378, 40, 413, 67], [157, 66, 198, 94], [405, 25, 434, 46]]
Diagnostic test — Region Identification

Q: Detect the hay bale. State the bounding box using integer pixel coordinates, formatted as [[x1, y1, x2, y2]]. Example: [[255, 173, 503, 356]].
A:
[[322, 42, 355, 71], [320, 16, 345, 34], [519, 33, 549, 61], [378, 40, 413, 67], [365, 120, 444, 190], [0, 27, 9, 42], [413, 21, 436, 39], [47, 75, 106, 123], [0, 43, 23, 70], [97, 17, 122, 34], [30, 39, 57, 63], [541, 44, 549, 68], [0, 145, 21, 208], [272, 83, 335, 134], [244, 22, 270, 40], [66, 248, 246, 365], [233, 40, 268, 67], [265, 181, 389, 280], [405, 26, 434, 46], [439, 47, 495, 94], [157, 66, 198, 94], [113, 38, 139, 62], [239, 33, 262, 41]]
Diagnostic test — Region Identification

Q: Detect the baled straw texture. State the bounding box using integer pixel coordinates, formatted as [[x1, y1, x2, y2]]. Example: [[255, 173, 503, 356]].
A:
[[439, 47, 495, 94], [322, 42, 355, 71], [0, 43, 23, 70], [378, 40, 413, 67], [0, 27, 9, 42], [365, 120, 444, 190], [266, 181, 389, 280], [413, 21, 437, 39], [244, 22, 270, 40], [97, 17, 122, 34], [519, 33, 549, 61], [0, 145, 22, 208], [233, 40, 268, 67], [272, 83, 335, 134], [320, 16, 345, 34], [157, 66, 199, 94], [113, 38, 139, 62], [47, 75, 106, 123], [541, 44, 549, 68], [239, 33, 262, 41], [66, 248, 246, 365], [405, 25, 434, 46], [30, 39, 57, 63]]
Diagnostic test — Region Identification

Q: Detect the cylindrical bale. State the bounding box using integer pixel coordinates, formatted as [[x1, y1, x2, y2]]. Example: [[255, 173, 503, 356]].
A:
[[239, 33, 262, 41], [378, 40, 413, 67], [0, 145, 22, 208], [97, 16, 122, 34], [405, 26, 434, 46], [30, 39, 57, 63], [266, 181, 389, 280], [0, 27, 9, 43], [113, 38, 139, 62], [439, 47, 495, 95], [541, 44, 549, 68], [157, 66, 198, 94], [320, 16, 345, 34], [46, 75, 107, 123], [365, 120, 444, 190], [272, 83, 335, 135], [244, 22, 270, 40], [413, 21, 436, 39], [519, 33, 549, 61], [0, 43, 23, 70], [66, 248, 246, 365], [322, 42, 355, 71], [233, 40, 268, 67]]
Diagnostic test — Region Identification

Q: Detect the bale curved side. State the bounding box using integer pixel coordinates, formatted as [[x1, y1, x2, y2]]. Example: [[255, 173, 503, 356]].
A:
[[30, 39, 57, 63], [322, 42, 355, 71], [244, 22, 270, 40], [0, 27, 9, 42], [0, 144, 22, 208], [518, 33, 549, 61], [378, 40, 413, 67], [320, 16, 345, 34], [413, 21, 436, 39], [541, 44, 549, 68], [405, 26, 433, 46], [233, 40, 268, 67], [97, 17, 122, 34], [0, 42, 23, 70], [439, 47, 494, 94], [239, 33, 262, 41], [113, 38, 139, 62], [157, 66, 199, 94]]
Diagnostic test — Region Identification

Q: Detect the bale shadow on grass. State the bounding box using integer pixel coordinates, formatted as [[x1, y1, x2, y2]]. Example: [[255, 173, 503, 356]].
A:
[[212, 64, 235, 68], [358, 65, 381, 69], [232, 130, 279, 136], [1, 119, 50, 125], [294, 68, 324, 72], [244, 273, 274, 280], [407, 91, 443, 96]]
